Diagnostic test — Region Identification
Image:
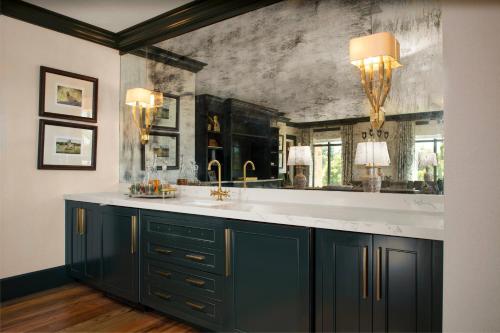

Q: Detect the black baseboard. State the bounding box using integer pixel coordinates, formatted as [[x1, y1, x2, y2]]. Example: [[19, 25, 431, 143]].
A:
[[0, 265, 73, 303]]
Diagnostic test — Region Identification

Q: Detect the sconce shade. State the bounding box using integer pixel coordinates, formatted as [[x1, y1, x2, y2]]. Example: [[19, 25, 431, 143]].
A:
[[287, 146, 312, 166], [354, 141, 390, 167], [125, 88, 152, 107], [350, 32, 401, 69], [418, 151, 438, 168]]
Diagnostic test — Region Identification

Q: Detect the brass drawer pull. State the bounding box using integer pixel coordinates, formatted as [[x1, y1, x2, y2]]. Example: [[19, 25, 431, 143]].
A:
[[186, 301, 206, 311], [130, 216, 138, 254], [185, 254, 206, 262], [154, 270, 172, 278], [155, 247, 173, 255], [153, 291, 172, 301], [77, 208, 85, 236], [225, 228, 232, 277], [185, 277, 206, 287]]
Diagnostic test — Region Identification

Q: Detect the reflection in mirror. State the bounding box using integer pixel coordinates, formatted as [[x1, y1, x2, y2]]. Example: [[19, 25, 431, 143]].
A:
[[120, 0, 443, 194]]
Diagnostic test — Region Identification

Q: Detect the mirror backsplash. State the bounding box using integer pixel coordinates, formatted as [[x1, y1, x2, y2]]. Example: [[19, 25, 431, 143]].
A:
[[120, 0, 444, 194]]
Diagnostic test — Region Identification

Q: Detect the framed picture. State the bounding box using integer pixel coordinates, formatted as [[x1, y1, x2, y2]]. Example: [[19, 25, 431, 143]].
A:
[[37, 119, 97, 170], [39, 66, 98, 123], [141, 131, 179, 170], [152, 93, 180, 131], [279, 135, 284, 151]]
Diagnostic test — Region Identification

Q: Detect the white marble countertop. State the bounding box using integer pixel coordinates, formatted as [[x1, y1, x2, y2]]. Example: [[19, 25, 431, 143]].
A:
[[64, 188, 444, 240]]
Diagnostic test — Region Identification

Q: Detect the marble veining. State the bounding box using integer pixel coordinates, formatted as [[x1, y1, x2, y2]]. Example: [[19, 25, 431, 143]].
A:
[[64, 189, 444, 240]]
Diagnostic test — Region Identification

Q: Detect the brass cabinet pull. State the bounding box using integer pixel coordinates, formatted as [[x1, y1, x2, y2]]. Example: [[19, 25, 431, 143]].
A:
[[153, 291, 172, 301], [376, 247, 382, 301], [155, 247, 173, 255], [154, 270, 172, 278], [225, 228, 231, 277], [362, 246, 368, 299], [185, 277, 206, 287], [185, 254, 206, 262], [186, 301, 206, 311], [77, 208, 85, 235], [130, 216, 138, 254]]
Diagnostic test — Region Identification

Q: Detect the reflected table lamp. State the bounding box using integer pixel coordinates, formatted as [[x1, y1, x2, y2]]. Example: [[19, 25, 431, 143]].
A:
[[419, 151, 438, 182], [287, 146, 312, 189], [354, 141, 390, 192]]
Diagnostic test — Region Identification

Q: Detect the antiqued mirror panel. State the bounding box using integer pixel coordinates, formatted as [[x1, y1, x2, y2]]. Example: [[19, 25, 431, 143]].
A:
[[120, 0, 444, 194]]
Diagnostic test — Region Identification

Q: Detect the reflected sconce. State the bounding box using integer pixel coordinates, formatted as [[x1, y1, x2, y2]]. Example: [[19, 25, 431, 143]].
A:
[[125, 88, 163, 145], [350, 32, 402, 130], [354, 141, 391, 192]]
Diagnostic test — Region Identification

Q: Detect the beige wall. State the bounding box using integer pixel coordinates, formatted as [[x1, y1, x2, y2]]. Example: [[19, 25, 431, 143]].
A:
[[443, 2, 500, 331], [0, 17, 120, 278]]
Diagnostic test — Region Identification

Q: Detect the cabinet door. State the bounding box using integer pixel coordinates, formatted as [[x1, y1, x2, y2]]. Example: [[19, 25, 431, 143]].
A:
[[373, 236, 432, 332], [101, 206, 139, 303], [66, 201, 84, 279], [316, 230, 372, 332], [227, 221, 311, 332], [65, 201, 101, 285]]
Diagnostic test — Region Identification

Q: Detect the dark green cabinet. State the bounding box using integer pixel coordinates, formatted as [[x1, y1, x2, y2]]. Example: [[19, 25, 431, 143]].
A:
[[101, 206, 140, 303], [65, 201, 102, 287], [316, 230, 443, 333], [65, 202, 139, 303], [227, 221, 311, 332], [315, 230, 373, 332]]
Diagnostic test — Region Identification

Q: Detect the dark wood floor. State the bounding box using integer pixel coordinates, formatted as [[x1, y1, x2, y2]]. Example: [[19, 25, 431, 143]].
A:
[[0, 283, 199, 332]]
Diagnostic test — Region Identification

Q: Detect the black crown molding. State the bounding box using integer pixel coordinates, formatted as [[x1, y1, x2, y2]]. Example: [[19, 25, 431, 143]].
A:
[[129, 46, 207, 73], [1, 0, 282, 55], [287, 111, 444, 129], [1, 0, 118, 48]]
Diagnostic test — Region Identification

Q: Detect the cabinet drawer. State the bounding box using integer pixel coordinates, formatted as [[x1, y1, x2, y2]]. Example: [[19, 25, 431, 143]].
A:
[[143, 259, 223, 301], [144, 236, 224, 274], [143, 282, 223, 325], [142, 210, 224, 249]]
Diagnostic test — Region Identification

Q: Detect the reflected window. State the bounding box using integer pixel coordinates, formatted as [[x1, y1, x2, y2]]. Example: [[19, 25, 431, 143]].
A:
[[413, 137, 444, 182], [313, 140, 342, 187]]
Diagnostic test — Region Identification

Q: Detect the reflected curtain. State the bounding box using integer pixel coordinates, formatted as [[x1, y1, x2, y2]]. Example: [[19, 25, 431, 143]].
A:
[[341, 125, 354, 184], [395, 121, 415, 181]]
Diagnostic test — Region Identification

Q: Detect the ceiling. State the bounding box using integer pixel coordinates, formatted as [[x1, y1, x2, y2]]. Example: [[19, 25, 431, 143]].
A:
[[24, 0, 193, 33]]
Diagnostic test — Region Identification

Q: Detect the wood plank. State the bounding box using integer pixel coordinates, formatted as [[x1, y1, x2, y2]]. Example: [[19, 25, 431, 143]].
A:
[[0, 283, 198, 333]]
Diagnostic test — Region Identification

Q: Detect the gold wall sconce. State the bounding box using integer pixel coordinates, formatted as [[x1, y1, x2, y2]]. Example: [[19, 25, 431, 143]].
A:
[[125, 88, 163, 145], [350, 32, 402, 130]]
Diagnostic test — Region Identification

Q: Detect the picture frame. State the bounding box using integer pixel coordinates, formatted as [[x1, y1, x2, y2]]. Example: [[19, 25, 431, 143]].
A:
[[39, 66, 98, 123], [37, 119, 98, 170], [152, 93, 180, 131], [141, 131, 179, 170]]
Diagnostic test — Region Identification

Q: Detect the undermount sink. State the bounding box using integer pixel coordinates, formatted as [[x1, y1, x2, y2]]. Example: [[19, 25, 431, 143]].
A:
[[182, 199, 232, 207]]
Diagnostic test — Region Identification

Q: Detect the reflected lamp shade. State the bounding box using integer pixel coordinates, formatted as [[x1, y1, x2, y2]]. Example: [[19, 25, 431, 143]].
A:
[[349, 32, 401, 69], [354, 142, 391, 167], [125, 88, 152, 108], [418, 151, 438, 168], [150, 90, 164, 108], [287, 146, 312, 166]]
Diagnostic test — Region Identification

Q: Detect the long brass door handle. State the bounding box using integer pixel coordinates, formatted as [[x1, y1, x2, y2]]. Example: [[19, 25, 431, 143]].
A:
[[376, 247, 382, 301], [185, 277, 206, 287], [130, 216, 138, 254], [362, 246, 368, 299], [225, 228, 231, 277], [185, 254, 206, 262], [155, 247, 173, 255], [77, 208, 85, 235], [186, 301, 206, 311], [153, 291, 171, 301]]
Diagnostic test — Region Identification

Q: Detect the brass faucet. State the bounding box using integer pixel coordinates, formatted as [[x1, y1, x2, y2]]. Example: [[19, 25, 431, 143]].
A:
[[243, 160, 256, 188], [207, 159, 230, 201]]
